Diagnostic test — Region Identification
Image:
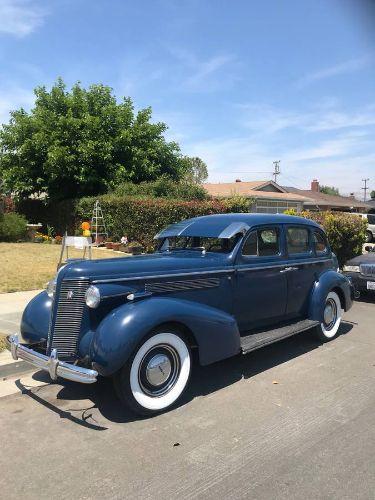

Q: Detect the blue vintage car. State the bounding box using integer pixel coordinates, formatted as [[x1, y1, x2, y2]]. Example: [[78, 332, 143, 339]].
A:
[[8, 213, 354, 415]]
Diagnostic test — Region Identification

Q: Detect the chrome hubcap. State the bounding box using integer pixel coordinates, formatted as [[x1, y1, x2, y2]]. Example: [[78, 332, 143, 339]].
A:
[[138, 344, 180, 397], [145, 354, 172, 386], [323, 299, 337, 329]]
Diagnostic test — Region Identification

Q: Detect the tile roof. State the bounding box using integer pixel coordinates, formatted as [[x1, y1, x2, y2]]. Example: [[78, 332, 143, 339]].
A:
[[284, 187, 372, 209], [203, 181, 308, 201]]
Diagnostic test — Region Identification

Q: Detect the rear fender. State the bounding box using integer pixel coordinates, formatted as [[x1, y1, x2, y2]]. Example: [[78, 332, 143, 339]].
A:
[[309, 270, 353, 322], [90, 297, 240, 376]]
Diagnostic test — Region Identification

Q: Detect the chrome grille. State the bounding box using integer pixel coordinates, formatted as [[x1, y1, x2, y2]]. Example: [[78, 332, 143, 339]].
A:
[[145, 277, 220, 294], [50, 279, 89, 359], [360, 264, 375, 277]]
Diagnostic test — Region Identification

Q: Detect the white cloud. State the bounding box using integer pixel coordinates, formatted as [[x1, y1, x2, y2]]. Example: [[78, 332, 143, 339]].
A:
[[296, 55, 373, 87], [0, 0, 46, 37], [0, 86, 34, 124]]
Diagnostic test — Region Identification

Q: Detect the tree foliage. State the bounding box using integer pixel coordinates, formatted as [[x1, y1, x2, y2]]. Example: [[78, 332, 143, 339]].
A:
[[0, 79, 202, 201], [370, 190, 375, 200], [181, 156, 208, 184], [320, 185, 340, 196], [113, 176, 208, 201]]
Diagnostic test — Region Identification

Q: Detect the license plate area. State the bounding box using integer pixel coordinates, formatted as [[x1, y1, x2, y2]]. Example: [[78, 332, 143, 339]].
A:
[[367, 281, 375, 290]]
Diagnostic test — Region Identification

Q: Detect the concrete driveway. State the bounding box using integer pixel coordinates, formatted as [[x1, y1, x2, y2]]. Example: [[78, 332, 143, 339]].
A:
[[0, 298, 374, 499]]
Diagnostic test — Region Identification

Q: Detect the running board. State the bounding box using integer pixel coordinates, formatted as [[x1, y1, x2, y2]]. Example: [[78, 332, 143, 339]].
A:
[[240, 319, 319, 354]]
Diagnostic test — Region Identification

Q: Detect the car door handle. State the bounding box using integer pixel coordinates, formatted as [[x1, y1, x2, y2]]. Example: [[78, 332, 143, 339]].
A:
[[279, 266, 298, 273]]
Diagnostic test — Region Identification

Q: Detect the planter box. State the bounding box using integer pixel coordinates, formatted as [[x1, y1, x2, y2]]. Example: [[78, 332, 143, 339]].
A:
[[112, 243, 121, 251], [105, 242, 113, 249], [124, 245, 144, 255]]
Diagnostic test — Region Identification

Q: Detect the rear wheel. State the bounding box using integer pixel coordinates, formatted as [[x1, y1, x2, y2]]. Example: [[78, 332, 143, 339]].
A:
[[114, 330, 191, 416], [314, 291, 342, 341]]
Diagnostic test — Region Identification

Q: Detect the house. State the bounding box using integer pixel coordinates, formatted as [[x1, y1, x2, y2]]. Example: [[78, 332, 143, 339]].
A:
[[283, 180, 372, 213], [203, 178, 373, 214], [203, 180, 308, 213]]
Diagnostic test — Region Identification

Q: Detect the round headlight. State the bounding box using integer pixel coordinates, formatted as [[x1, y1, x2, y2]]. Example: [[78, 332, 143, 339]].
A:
[[85, 286, 101, 308], [46, 279, 56, 298]]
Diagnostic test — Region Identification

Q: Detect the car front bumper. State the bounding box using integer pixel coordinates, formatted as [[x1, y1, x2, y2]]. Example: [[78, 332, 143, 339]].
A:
[[6, 334, 98, 384], [343, 272, 375, 293]]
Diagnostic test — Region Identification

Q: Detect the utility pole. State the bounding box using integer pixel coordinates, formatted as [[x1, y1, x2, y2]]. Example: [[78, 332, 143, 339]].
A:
[[272, 161, 281, 184], [362, 178, 370, 202]]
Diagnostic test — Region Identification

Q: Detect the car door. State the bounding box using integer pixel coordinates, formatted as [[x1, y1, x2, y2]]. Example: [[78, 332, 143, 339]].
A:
[[233, 225, 288, 331], [284, 224, 319, 318]]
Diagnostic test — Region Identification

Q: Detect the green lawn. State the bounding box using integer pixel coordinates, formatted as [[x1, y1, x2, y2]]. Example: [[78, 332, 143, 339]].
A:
[[0, 243, 127, 293]]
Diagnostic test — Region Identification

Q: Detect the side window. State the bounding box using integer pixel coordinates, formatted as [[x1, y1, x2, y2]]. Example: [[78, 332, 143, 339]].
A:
[[242, 227, 280, 257], [312, 230, 328, 255], [286, 227, 310, 254]]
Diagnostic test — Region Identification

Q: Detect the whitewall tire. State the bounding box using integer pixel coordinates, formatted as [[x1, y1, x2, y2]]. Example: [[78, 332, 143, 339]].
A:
[[315, 291, 342, 341], [115, 331, 191, 416]]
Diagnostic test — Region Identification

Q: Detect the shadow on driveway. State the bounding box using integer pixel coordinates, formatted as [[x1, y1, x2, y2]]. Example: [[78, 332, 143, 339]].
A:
[[15, 322, 353, 428]]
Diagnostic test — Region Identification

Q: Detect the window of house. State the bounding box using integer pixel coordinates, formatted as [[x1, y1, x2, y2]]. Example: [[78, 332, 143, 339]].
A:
[[286, 227, 310, 254], [242, 228, 280, 257]]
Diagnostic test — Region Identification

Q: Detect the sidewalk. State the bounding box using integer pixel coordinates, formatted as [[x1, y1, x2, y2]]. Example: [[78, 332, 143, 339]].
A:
[[0, 289, 42, 336]]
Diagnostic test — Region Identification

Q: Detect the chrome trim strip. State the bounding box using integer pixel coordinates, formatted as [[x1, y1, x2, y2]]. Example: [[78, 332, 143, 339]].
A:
[[92, 268, 234, 284], [7, 334, 97, 384], [92, 258, 332, 284], [236, 258, 331, 272]]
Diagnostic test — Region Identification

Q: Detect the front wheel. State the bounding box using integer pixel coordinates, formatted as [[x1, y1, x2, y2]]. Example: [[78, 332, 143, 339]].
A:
[[114, 331, 191, 416], [314, 291, 342, 341]]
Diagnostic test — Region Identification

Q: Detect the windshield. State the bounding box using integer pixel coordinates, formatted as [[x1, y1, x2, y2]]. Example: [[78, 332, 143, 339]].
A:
[[156, 234, 242, 253]]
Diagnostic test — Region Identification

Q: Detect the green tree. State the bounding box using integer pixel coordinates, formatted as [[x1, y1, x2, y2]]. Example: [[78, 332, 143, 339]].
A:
[[0, 79, 192, 201], [182, 156, 208, 184], [320, 185, 340, 196], [370, 190, 375, 199]]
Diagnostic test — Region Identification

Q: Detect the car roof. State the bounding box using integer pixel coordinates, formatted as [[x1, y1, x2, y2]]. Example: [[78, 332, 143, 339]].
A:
[[155, 213, 321, 239]]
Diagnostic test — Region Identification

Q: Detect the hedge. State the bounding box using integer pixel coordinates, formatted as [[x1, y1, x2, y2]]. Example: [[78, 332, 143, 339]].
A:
[[76, 194, 250, 250], [285, 210, 367, 266]]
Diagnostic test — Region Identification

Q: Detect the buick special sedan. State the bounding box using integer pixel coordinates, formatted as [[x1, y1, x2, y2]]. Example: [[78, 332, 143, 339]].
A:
[[8, 214, 354, 416]]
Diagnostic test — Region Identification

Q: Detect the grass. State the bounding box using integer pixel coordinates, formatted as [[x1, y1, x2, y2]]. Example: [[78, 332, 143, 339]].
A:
[[0, 243, 126, 293]]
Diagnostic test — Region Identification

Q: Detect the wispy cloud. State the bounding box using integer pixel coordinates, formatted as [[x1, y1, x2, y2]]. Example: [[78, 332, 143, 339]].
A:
[[0, 85, 34, 124], [168, 48, 237, 91], [296, 54, 374, 87], [0, 0, 47, 37]]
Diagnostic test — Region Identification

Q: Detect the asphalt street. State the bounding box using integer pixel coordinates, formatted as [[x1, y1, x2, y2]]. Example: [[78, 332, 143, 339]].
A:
[[0, 297, 374, 500]]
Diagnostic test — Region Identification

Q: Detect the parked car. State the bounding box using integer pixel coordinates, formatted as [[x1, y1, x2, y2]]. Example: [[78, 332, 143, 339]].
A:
[[343, 247, 375, 295], [357, 213, 375, 242], [7, 214, 354, 416]]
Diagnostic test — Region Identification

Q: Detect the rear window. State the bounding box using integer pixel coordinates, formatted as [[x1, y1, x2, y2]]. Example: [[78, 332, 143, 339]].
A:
[[286, 227, 310, 254], [312, 230, 328, 255]]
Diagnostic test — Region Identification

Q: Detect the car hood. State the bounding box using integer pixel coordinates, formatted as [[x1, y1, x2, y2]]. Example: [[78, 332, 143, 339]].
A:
[[345, 253, 375, 266], [60, 251, 231, 282]]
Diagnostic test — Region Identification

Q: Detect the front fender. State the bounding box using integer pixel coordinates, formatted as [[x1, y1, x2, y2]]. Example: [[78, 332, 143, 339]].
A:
[[309, 270, 353, 322], [20, 291, 52, 344], [90, 297, 240, 376]]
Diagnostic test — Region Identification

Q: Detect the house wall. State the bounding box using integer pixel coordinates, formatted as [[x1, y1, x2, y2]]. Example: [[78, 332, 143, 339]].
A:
[[251, 199, 303, 214]]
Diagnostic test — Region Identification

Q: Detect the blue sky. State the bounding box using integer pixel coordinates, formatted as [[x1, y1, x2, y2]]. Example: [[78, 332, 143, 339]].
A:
[[1, 0, 374, 197]]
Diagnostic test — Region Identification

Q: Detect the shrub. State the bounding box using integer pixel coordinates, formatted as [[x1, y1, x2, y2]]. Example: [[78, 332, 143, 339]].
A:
[[285, 210, 367, 266], [114, 176, 209, 201], [0, 212, 28, 242], [77, 194, 249, 250]]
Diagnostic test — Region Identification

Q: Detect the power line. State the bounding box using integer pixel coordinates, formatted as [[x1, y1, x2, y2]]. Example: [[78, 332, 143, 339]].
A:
[[362, 178, 370, 202]]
